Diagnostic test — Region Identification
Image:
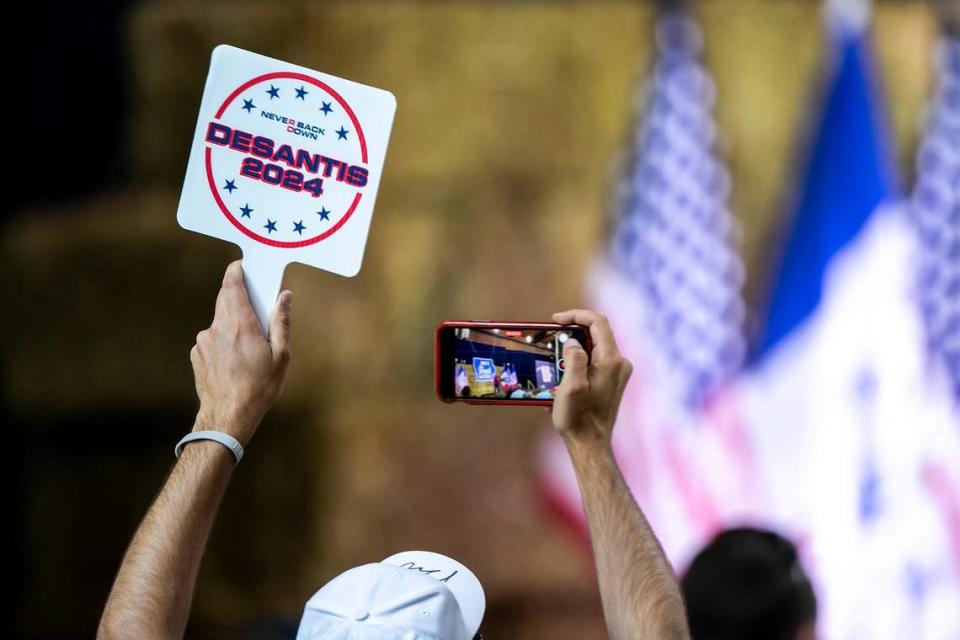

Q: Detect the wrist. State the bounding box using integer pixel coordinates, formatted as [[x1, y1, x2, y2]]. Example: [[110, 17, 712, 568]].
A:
[[176, 437, 237, 469], [193, 406, 261, 446], [563, 430, 615, 464]]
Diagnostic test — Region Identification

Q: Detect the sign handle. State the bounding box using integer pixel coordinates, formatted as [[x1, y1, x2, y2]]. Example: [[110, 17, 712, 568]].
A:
[[240, 250, 287, 336]]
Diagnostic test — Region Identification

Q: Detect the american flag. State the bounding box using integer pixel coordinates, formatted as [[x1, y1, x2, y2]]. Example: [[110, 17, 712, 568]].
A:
[[910, 37, 960, 407], [543, 6, 960, 638], [541, 8, 752, 566], [609, 10, 745, 410], [906, 33, 960, 632]]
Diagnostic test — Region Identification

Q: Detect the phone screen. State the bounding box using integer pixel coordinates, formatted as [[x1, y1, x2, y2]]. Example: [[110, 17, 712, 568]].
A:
[[438, 324, 588, 402]]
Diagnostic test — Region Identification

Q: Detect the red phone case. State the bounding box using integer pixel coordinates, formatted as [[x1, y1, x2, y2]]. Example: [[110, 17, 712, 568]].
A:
[[435, 320, 591, 407]]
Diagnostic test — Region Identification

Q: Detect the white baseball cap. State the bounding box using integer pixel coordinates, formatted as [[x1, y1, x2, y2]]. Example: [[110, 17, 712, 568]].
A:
[[296, 551, 485, 640]]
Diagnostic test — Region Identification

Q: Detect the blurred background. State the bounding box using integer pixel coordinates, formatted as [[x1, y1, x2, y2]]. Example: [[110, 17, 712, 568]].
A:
[[8, 0, 960, 638]]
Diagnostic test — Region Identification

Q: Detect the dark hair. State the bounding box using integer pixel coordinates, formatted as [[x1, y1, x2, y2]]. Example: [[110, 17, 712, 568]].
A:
[[681, 527, 816, 640], [461, 386, 471, 398]]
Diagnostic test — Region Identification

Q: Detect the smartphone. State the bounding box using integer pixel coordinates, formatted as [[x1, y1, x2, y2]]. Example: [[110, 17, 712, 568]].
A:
[[435, 321, 591, 406]]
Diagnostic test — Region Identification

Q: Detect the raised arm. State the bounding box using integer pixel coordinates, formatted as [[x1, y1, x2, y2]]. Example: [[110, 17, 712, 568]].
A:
[[551, 309, 689, 640], [98, 261, 293, 639]]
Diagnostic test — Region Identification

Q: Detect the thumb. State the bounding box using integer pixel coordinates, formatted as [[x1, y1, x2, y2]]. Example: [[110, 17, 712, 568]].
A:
[[560, 338, 588, 390], [269, 290, 293, 362]]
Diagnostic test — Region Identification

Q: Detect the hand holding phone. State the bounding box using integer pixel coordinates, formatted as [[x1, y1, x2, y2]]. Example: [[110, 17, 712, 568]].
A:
[[548, 309, 633, 447], [435, 321, 592, 406]]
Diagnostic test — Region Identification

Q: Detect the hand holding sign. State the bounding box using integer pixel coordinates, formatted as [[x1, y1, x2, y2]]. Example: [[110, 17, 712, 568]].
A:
[[177, 45, 396, 332]]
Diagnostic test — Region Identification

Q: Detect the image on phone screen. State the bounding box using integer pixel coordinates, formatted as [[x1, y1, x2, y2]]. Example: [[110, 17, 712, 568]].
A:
[[451, 327, 574, 400]]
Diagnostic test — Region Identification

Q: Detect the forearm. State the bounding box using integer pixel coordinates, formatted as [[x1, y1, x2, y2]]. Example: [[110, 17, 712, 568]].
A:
[[99, 439, 235, 639], [567, 439, 689, 640]]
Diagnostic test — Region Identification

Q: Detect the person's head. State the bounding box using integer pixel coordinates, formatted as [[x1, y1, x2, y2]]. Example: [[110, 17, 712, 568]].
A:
[[681, 527, 817, 640], [297, 551, 485, 640], [461, 386, 471, 398]]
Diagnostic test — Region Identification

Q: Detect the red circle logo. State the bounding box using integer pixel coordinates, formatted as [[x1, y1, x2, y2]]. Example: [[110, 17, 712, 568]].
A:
[[204, 72, 368, 248]]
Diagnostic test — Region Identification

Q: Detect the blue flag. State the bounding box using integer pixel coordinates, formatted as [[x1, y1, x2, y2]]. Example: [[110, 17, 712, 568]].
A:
[[756, 21, 900, 356]]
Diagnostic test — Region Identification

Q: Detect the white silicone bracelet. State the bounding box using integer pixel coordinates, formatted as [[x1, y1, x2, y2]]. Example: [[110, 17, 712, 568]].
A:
[[175, 430, 244, 464]]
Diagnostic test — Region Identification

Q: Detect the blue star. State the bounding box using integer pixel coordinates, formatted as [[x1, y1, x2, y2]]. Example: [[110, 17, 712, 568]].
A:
[[295, 85, 309, 100], [266, 85, 280, 99], [906, 563, 930, 608], [264, 219, 278, 233], [317, 207, 331, 221], [241, 98, 256, 113], [319, 101, 333, 115], [293, 220, 307, 235], [858, 461, 881, 524], [223, 179, 237, 193], [336, 126, 349, 140], [239, 203, 253, 218]]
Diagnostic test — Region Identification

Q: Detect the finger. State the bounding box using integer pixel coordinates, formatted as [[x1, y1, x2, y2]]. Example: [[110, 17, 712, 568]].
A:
[[214, 260, 243, 318], [222, 259, 244, 288], [215, 260, 259, 329], [559, 337, 589, 393], [269, 290, 293, 364], [552, 309, 620, 358]]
